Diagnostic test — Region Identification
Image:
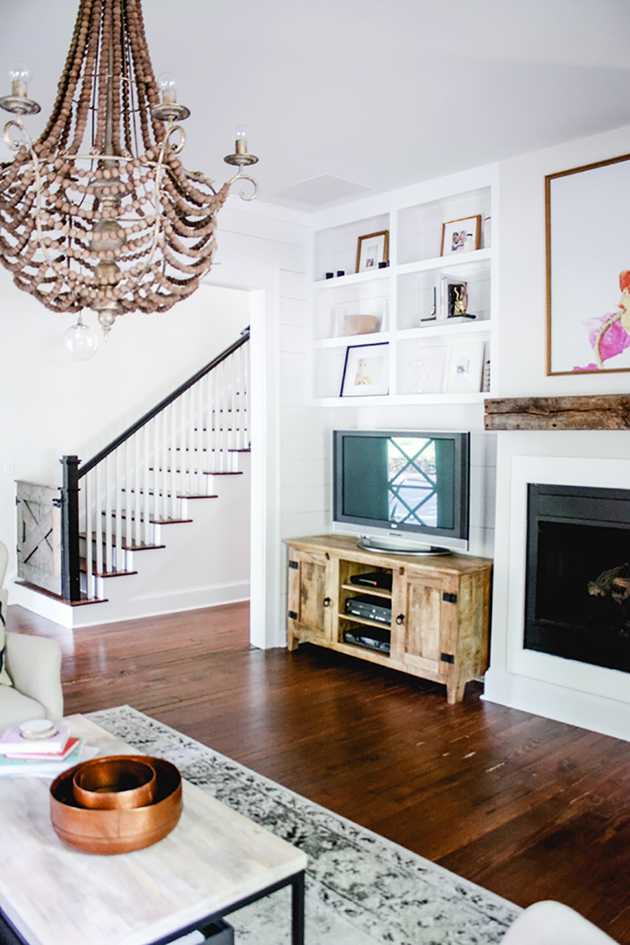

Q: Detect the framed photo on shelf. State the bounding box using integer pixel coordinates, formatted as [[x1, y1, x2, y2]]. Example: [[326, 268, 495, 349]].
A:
[[444, 342, 485, 393], [440, 215, 481, 256], [356, 231, 389, 273], [406, 345, 446, 394], [341, 343, 389, 397], [546, 152, 630, 375]]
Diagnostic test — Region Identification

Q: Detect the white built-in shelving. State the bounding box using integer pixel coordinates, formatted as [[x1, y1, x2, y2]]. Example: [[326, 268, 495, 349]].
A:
[[310, 179, 496, 405]]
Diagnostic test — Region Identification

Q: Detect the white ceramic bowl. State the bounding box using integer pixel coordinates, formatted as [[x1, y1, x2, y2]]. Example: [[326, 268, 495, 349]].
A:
[[19, 719, 57, 740]]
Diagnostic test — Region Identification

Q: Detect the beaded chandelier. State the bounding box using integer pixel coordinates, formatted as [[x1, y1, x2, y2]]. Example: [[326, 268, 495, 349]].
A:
[[0, 0, 257, 338]]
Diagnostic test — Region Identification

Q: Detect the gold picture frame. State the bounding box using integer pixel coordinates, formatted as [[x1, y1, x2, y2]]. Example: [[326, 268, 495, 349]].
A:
[[356, 231, 389, 273], [440, 215, 481, 256]]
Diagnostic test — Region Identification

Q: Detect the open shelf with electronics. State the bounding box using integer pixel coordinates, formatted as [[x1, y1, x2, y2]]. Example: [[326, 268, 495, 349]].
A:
[[310, 179, 495, 405]]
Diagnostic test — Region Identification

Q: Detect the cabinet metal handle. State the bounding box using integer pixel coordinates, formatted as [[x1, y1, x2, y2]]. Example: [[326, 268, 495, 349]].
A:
[[396, 613, 405, 625], [323, 597, 331, 607]]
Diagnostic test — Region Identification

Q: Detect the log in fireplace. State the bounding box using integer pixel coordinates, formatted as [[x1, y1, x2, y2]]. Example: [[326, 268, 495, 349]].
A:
[[525, 483, 630, 673]]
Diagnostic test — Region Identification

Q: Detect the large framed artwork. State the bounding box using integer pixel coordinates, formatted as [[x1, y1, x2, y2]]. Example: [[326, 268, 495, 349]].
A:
[[546, 153, 630, 375]]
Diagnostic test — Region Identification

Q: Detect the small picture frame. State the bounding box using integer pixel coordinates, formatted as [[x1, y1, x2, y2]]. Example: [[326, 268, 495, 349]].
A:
[[444, 342, 485, 393], [356, 231, 389, 273], [341, 343, 389, 397], [440, 216, 481, 256]]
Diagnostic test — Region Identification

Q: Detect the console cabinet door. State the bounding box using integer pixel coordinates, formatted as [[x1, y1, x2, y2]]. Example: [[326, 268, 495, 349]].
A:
[[287, 549, 334, 644], [395, 572, 454, 676]]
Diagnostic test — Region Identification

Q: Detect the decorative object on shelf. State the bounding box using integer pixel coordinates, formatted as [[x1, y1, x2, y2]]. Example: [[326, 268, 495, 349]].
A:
[[482, 359, 491, 392], [422, 286, 438, 322], [378, 261, 388, 269], [483, 216, 492, 248], [326, 272, 334, 279], [546, 153, 630, 375], [341, 343, 389, 397], [448, 281, 468, 318], [343, 314, 380, 336], [408, 345, 446, 394], [337, 270, 345, 277], [356, 231, 389, 273], [441, 216, 481, 256], [437, 276, 476, 321], [444, 341, 485, 393], [0, 0, 259, 340]]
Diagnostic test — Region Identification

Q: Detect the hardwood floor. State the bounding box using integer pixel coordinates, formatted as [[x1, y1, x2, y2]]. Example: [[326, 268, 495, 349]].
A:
[[7, 602, 630, 942]]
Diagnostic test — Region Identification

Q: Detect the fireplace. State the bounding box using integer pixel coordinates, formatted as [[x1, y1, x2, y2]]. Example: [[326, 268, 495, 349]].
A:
[[525, 484, 630, 673]]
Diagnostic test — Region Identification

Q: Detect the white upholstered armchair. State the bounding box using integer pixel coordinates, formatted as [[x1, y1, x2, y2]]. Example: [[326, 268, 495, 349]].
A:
[[0, 540, 64, 728], [502, 901, 618, 945]]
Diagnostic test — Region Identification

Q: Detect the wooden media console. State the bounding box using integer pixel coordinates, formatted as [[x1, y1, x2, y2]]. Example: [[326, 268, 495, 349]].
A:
[[285, 535, 492, 704]]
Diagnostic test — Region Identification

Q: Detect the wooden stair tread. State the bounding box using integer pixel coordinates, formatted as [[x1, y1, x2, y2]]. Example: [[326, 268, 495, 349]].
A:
[[79, 533, 166, 552], [14, 580, 107, 606]]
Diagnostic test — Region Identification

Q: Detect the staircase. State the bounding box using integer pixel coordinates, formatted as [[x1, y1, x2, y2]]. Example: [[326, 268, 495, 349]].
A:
[[15, 330, 250, 623]]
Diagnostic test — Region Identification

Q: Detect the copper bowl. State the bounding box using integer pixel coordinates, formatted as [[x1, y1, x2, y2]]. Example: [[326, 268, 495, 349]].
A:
[[72, 756, 156, 810], [50, 755, 182, 855]]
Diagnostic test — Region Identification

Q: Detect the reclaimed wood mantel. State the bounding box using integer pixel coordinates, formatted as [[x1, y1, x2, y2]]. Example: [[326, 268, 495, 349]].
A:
[[484, 394, 630, 431]]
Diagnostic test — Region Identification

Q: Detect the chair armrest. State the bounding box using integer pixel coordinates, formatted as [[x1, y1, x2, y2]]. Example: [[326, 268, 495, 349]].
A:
[[502, 902, 618, 945], [4, 632, 64, 721]]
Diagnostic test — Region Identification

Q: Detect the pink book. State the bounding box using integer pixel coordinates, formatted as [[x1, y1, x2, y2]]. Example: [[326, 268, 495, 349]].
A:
[[0, 725, 70, 755]]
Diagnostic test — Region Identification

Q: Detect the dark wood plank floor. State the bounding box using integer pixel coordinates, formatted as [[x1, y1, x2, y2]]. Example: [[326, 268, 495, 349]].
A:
[[7, 602, 630, 942]]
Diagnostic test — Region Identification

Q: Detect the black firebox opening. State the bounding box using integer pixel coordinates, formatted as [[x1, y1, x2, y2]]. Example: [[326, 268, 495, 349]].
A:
[[525, 484, 630, 673]]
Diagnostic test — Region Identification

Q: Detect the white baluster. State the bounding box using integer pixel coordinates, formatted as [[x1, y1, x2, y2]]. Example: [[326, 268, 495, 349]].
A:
[[115, 447, 122, 573], [95, 462, 103, 577], [143, 421, 151, 546], [134, 430, 141, 547], [170, 400, 177, 520], [84, 471, 93, 598], [105, 454, 112, 574]]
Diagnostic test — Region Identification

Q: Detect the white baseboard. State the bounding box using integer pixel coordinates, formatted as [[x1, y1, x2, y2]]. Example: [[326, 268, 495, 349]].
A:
[[8, 578, 250, 629], [482, 668, 630, 743]]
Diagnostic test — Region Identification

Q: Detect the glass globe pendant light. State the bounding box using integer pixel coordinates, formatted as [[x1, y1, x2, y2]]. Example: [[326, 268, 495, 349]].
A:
[[63, 314, 99, 361]]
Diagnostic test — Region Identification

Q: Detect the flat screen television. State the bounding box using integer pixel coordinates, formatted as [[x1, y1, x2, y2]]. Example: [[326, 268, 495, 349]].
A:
[[332, 430, 470, 555]]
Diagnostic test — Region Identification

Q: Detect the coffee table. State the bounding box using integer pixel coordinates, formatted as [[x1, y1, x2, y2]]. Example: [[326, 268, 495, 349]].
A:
[[0, 715, 307, 945]]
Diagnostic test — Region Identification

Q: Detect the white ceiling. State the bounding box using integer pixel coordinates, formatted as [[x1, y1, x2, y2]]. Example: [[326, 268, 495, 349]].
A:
[[2, 0, 630, 211]]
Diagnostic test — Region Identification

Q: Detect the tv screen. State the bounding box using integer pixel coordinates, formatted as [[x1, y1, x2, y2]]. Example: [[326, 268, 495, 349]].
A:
[[333, 430, 470, 553]]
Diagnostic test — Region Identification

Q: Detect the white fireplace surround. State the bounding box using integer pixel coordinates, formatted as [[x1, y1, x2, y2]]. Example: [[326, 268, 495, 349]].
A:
[[483, 455, 630, 743]]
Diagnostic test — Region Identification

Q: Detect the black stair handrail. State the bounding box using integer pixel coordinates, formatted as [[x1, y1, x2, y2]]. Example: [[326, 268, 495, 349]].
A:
[[79, 327, 250, 479]]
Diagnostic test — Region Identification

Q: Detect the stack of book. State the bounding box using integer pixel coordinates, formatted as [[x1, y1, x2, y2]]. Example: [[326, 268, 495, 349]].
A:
[[0, 724, 86, 777]]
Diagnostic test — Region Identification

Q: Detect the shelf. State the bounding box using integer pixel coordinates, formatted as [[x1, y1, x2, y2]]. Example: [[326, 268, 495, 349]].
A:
[[397, 248, 491, 276], [315, 392, 489, 407], [314, 332, 391, 349], [314, 268, 390, 290], [338, 613, 392, 630], [396, 321, 490, 340], [340, 583, 392, 600]]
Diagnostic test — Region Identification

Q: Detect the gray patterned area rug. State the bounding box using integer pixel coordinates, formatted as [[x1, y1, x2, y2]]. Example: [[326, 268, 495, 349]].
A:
[[88, 705, 520, 945]]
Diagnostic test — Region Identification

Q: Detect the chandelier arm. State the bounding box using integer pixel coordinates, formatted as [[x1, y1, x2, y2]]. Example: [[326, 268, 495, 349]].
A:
[[226, 168, 258, 201]]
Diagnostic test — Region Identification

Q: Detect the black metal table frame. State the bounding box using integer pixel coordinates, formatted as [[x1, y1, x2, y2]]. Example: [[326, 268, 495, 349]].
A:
[[0, 869, 306, 945]]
